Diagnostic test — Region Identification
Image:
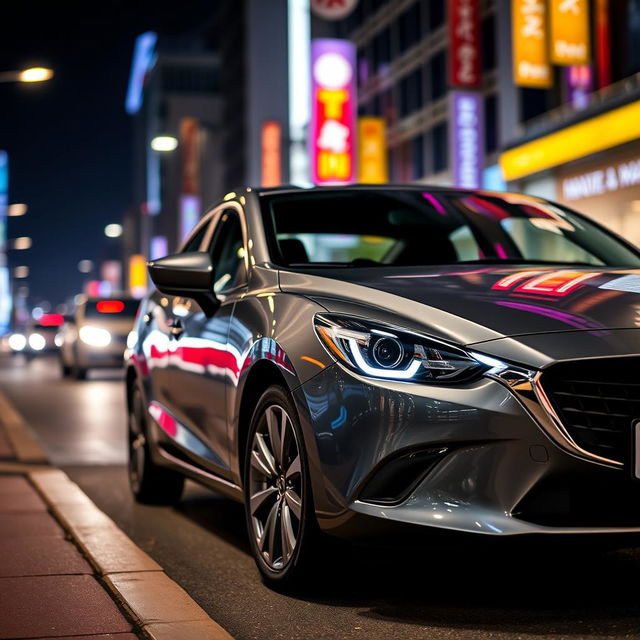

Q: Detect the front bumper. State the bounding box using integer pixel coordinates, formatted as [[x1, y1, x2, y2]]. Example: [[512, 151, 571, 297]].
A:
[[76, 341, 126, 369], [293, 364, 640, 537]]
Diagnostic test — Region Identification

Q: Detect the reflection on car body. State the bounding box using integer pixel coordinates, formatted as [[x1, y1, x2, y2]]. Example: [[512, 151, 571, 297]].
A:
[[126, 185, 640, 590]]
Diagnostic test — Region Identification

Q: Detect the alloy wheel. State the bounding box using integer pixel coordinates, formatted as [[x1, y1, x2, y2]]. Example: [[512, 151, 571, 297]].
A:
[[248, 403, 303, 571]]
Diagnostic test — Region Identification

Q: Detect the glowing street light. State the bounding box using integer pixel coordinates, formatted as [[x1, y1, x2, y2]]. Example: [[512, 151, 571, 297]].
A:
[[7, 203, 27, 217], [19, 67, 54, 83], [12, 237, 32, 250], [104, 223, 123, 238], [151, 136, 178, 152], [14, 266, 29, 279], [78, 260, 93, 274], [0, 67, 54, 84]]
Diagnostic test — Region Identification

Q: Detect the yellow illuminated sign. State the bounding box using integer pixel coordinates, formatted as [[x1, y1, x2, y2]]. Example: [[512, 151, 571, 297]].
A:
[[358, 117, 388, 184], [512, 0, 552, 88], [129, 254, 147, 295], [550, 0, 590, 65], [500, 100, 640, 181]]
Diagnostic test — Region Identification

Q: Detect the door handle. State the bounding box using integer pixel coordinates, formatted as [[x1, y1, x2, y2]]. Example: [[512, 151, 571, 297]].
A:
[[168, 318, 184, 338]]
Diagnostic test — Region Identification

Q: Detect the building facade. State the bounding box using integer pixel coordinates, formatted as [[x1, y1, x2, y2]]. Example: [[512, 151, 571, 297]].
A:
[[125, 33, 224, 291]]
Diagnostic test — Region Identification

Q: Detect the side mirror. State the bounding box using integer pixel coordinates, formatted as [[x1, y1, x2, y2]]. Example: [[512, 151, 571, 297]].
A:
[[147, 251, 219, 316]]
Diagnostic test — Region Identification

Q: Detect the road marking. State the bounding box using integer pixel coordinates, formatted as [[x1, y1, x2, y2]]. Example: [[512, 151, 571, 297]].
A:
[[0, 391, 48, 463]]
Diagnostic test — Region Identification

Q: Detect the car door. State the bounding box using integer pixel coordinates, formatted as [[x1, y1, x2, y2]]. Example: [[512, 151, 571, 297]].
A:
[[149, 204, 248, 480]]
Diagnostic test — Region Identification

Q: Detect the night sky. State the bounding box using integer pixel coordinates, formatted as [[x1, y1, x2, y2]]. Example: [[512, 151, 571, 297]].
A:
[[0, 1, 216, 309]]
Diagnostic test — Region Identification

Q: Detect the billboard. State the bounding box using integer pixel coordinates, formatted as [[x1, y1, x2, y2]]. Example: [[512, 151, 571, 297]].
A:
[[358, 118, 388, 183], [311, 39, 356, 185], [261, 121, 282, 187], [180, 118, 200, 195], [512, 0, 552, 88], [0, 151, 7, 254], [180, 194, 201, 244], [550, 0, 590, 65], [448, 0, 481, 88], [449, 91, 484, 190], [129, 255, 147, 299], [125, 32, 157, 115]]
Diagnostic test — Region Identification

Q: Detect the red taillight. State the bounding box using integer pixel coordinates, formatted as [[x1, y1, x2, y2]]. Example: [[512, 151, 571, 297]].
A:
[[39, 313, 64, 327], [96, 300, 125, 313]]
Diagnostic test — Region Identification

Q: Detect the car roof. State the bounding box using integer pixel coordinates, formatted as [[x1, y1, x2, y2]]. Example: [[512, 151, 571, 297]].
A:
[[243, 184, 543, 202]]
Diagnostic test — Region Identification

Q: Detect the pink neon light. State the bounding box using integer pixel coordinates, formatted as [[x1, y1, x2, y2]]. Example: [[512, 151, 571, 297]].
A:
[[494, 243, 508, 259], [422, 192, 447, 216]]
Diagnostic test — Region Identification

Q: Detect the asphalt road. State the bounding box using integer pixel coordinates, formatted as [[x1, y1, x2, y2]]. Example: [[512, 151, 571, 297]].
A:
[[4, 354, 640, 639]]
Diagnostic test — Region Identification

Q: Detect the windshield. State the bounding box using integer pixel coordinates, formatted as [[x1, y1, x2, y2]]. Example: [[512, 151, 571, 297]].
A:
[[261, 190, 640, 268], [84, 299, 139, 318]]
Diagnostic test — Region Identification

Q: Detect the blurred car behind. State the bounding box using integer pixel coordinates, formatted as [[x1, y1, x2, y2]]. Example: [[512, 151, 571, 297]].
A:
[[58, 297, 139, 379]]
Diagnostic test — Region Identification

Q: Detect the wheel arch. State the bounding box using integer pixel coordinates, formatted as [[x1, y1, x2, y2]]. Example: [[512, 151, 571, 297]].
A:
[[236, 359, 290, 485]]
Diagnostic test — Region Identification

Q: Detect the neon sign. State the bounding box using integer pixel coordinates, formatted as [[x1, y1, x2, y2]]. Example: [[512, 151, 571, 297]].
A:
[[311, 39, 356, 184]]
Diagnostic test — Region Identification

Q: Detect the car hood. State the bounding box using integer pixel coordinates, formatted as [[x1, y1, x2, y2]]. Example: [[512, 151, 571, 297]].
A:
[[279, 265, 640, 345]]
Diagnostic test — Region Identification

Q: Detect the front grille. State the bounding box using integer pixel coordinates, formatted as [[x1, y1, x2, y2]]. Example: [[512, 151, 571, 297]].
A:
[[540, 357, 640, 465]]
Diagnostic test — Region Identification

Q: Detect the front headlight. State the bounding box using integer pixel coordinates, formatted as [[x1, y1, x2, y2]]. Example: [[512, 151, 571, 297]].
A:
[[79, 326, 111, 347], [9, 333, 26, 351], [28, 333, 46, 351], [314, 314, 490, 384]]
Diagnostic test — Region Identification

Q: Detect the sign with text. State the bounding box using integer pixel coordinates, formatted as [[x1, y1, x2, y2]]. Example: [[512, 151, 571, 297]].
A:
[[550, 0, 590, 65], [180, 118, 200, 195], [311, 39, 356, 185], [261, 121, 282, 187], [450, 91, 484, 190], [449, 0, 481, 88], [561, 156, 640, 202], [512, 0, 552, 88], [311, 0, 358, 20], [358, 117, 388, 183]]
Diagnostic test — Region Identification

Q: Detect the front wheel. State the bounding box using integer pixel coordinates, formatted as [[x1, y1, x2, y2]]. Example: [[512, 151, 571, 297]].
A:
[[128, 386, 184, 504], [244, 384, 323, 591]]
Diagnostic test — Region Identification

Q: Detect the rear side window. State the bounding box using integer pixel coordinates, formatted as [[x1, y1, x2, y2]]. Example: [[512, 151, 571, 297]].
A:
[[84, 299, 140, 318]]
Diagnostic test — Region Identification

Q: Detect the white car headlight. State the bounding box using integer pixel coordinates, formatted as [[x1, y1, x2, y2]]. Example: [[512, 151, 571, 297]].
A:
[[9, 333, 26, 351], [314, 314, 487, 383], [314, 314, 534, 386], [126, 330, 138, 350], [79, 326, 111, 347], [28, 333, 46, 351]]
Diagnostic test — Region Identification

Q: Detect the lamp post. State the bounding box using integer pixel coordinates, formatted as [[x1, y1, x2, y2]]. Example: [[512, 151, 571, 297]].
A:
[[0, 67, 54, 84]]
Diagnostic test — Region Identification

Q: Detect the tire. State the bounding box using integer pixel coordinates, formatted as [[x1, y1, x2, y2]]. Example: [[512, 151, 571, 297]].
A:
[[128, 385, 184, 504], [73, 366, 87, 380], [60, 358, 71, 378], [243, 384, 324, 591]]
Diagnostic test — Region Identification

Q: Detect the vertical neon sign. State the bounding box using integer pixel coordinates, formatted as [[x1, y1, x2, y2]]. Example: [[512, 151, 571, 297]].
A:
[[311, 39, 356, 185]]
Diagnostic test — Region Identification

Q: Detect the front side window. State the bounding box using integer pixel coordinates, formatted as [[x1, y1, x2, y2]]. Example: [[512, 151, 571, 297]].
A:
[[183, 220, 210, 253], [209, 211, 246, 294], [260, 190, 640, 269]]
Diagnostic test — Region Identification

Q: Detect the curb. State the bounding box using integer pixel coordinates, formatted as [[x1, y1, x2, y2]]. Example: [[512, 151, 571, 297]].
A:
[[0, 391, 234, 640], [0, 391, 48, 463]]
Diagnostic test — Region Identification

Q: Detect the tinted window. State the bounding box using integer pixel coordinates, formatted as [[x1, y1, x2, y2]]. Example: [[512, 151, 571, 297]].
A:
[[209, 211, 246, 294], [85, 299, 140, 318], [183, 222, 209, 252], [261, 190, 640, 268]]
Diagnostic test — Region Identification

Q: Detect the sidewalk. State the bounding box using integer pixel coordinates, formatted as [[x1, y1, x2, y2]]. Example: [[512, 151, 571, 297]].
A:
[[0, 424, 138, 639], [0, 393, 233, 640]]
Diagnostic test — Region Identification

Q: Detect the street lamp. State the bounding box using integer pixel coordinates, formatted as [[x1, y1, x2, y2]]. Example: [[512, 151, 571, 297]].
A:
[[0, 67, 54, 84], [151, 135, 178, 152], [78, 260, 93, 274], [104, 223, 123, 238], [11, 237, 32, 250], [7, 204, 27, 217]]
